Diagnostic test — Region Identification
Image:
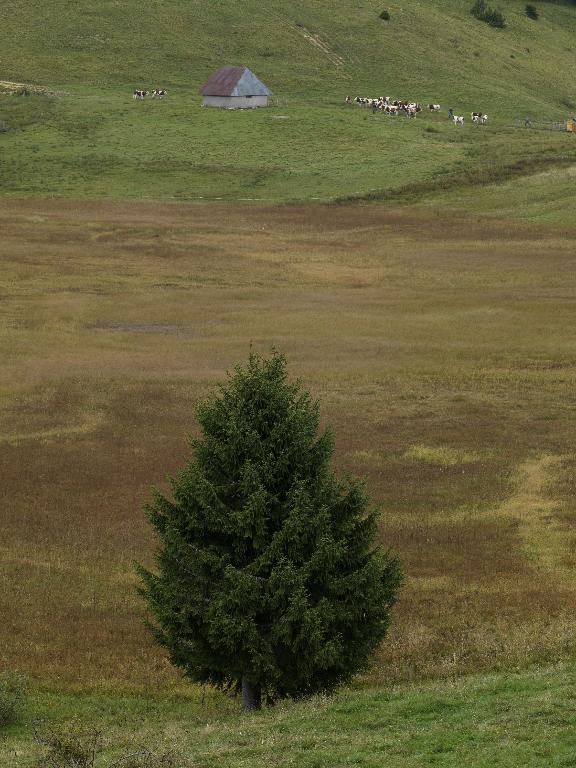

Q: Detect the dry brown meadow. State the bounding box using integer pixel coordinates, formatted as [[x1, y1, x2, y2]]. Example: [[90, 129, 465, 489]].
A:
[[2, 198, 576, 693]]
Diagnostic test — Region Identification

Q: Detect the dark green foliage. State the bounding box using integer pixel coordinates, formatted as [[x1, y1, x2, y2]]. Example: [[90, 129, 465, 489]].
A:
[[379, 9, 391, 19], [138, 351, 401, 706], [471, 0, 506, 26], [525, 3, 539, 18]]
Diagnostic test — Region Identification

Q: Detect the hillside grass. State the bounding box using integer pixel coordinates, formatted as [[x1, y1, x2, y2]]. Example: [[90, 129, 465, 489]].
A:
[[1, 0, 576, 215], [2, 199, 576, 694], [4, 662, 576, 767]]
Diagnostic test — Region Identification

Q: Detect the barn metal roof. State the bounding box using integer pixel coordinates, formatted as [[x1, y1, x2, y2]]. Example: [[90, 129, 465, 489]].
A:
[[199, 67, 272, 97]]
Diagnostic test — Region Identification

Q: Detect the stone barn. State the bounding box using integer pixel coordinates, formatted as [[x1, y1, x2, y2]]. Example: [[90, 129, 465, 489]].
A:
[[199, 66, 272, 109]]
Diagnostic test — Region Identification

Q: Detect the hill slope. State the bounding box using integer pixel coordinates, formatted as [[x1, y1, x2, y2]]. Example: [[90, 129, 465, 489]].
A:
[[2, 0, 576, 110], [1, 1, 575, 212]]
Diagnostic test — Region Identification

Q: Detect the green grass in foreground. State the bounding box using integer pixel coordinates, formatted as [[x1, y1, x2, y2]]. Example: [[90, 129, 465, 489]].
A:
[[4, 663, 576, 767]]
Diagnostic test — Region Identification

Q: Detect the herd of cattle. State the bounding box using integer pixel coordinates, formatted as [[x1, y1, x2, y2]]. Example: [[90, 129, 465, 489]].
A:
[[133, 89, 167, 99], [131, 89, 487, 124], [346, 95, 488, 124]]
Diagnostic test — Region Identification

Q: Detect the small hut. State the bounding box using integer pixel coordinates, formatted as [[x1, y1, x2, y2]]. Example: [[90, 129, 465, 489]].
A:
[[199, 66, 272, 109]]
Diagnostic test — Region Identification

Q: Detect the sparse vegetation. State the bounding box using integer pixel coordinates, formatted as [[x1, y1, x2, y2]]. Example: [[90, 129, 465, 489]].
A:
[[34, 720, 188, 768], [0, 672, 27, 727], [35, 721, 103, 768], [525, 3, 539, 19], [379, 9, 391, 20]]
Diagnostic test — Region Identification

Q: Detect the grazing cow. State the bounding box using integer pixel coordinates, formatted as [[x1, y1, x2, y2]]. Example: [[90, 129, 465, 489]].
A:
[[152, 89, 167, 98], [133, 90, 148, 100], [453, 115, 464, 125], [471, 111, 483, 121], [480, 114, 488, 124], [428, 104, 441, 112]]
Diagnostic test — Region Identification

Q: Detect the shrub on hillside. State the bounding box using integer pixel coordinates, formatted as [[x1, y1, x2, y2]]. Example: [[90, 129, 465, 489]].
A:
[[35, 720, 102, 768], [471, 0, 506, 27], [525, 4, 539, 18], [34, 720, 190, 768], [0, 672, 27, 727], [379, 9, 391, 19]]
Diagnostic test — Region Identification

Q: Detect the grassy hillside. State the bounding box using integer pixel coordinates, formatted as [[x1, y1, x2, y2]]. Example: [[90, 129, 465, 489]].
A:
[[2, 0, 576, 107], [1, 0, 575, 212], [4, 662, 576, 766]]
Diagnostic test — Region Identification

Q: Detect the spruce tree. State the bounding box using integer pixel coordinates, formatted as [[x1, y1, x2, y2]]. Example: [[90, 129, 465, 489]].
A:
[[137, 351, 401, 710]]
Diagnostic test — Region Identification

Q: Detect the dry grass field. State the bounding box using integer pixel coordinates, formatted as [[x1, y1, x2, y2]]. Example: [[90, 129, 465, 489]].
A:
[[2, 198, 576, 694]]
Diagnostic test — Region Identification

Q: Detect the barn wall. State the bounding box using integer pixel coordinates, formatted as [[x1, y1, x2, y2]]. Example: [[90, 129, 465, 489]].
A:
[[202, 96, 269, 109]]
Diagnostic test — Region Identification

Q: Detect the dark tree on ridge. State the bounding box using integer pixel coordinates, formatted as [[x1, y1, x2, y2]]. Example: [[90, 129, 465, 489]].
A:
[[137, 351, 401, 710]]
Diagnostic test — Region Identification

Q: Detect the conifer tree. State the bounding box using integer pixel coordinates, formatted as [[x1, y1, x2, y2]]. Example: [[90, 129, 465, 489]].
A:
[[137, 351, 401, 710]]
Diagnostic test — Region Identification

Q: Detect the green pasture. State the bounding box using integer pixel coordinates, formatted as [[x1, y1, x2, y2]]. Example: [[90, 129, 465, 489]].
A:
[[1, 87, 575, 219], [1, 0, 576, 214], [4, 662, 576, 767]]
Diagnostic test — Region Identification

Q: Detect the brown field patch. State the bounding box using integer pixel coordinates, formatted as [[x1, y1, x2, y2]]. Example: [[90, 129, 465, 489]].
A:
[[2, 199, 576, 691]]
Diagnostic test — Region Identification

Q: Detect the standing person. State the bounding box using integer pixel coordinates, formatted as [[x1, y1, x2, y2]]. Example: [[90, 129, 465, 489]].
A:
[[524, 115, 531, 128], [448, 107, 454, 120]]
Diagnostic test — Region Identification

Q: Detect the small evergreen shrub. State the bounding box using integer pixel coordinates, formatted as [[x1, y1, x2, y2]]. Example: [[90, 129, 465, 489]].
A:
[[0, 672, 27, 727], [487, 8, 506, 26], [471, 0, 506, 27], [379, 9, 391, 19], [525, 4, 539, 19]]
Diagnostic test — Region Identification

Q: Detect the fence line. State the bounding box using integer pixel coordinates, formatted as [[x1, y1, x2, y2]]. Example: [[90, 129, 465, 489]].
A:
[[515, 119, 574, 132]]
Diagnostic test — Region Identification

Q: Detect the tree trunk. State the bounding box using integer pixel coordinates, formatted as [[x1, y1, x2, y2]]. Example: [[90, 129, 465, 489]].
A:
[[241, 676, 262, 712]]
